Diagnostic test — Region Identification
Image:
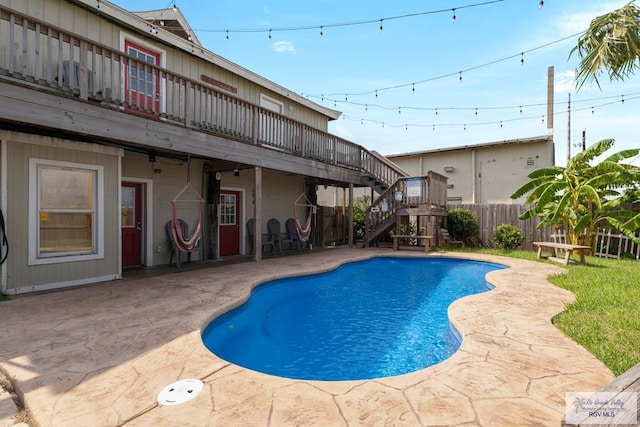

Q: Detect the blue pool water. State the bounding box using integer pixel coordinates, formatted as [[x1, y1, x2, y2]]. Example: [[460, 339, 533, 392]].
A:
[[201, 257, 505, 381]]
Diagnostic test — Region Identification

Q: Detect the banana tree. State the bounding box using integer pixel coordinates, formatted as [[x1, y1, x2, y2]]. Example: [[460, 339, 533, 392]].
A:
[[511, 139, 640, 247]]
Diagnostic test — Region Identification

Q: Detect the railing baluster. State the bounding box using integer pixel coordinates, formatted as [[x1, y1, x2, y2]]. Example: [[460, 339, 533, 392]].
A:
[[34, 23, 41, 82], [45, 27, 52, 84], [21, 18, 28, 78]]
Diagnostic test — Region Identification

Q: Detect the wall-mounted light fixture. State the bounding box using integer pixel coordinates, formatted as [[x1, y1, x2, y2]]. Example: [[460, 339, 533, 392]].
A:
[[148, 150, 156, 163], [234, 165, 240, 176]]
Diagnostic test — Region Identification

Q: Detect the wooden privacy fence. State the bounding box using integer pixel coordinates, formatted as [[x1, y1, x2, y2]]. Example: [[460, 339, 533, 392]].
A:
[[450, 204, 552, 251]]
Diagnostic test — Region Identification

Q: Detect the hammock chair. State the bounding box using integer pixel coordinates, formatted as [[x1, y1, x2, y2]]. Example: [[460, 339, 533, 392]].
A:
[[170, 157, 205, 254], [293, 192, 315, 244]]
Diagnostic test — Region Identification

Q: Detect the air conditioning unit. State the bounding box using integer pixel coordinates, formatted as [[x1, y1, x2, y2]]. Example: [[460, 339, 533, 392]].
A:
[[443, 165, 455, 172]]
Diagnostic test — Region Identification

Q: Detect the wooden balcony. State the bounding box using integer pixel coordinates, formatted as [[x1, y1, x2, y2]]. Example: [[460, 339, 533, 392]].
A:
[[0, 5, 405, 188]]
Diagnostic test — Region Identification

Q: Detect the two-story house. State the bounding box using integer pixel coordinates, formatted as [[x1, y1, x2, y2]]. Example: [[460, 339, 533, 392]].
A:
[[0, 0, 421, 294]]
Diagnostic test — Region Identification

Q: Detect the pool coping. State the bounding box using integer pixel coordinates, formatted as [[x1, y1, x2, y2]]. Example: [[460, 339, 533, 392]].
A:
[[0, 248, 614, 426]]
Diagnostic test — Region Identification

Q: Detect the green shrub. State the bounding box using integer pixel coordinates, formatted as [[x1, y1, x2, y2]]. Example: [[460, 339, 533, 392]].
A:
[[447, 208, 479, 241], [351, 195, 370, 240], [493, 223, 525, 250]]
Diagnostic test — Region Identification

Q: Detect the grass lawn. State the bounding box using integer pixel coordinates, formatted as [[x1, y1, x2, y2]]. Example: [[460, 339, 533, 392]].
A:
[[448, 247, 640, 376]]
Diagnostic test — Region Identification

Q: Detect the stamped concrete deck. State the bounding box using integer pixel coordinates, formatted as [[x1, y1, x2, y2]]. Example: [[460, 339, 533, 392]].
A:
[[0, 249, 613, 426]]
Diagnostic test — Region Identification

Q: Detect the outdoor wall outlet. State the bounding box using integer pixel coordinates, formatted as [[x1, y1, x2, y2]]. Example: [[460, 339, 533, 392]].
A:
[[156, 246, 162, 253]]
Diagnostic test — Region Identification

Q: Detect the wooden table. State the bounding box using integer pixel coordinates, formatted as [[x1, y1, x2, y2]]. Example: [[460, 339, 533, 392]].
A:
[[533, 241, 591, 265], [391, 235, 433, 252]]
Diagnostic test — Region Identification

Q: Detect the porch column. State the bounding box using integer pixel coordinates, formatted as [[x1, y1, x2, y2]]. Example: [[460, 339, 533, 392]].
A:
[[253, 166, 263, 261], [348, 183, 354, 248]]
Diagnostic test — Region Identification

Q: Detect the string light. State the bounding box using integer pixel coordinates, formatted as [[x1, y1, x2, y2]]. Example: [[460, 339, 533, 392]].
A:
[[268, 29, 272, 40], [308, 31, 582, 99], [539, 0, 544, 9], [452, 8, 457, 23], [172, 1, 177, 12], [336, 94, 640, 132], [317, 91, 640, 116], [520, 52, 524, 65], [412, 83, 415, 93], [459, 71, 462, 83], [226, 30, 229, 41], [195, 1, 505, 36], [379, 19, 384, 33], [320, 26, 324, 38]]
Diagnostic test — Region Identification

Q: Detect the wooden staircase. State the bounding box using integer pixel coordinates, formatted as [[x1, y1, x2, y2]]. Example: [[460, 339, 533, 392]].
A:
[[364, 172, 449, 247]]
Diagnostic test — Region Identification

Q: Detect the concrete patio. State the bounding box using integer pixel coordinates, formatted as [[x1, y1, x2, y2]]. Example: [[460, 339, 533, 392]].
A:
[[0, 248, 613, 426]]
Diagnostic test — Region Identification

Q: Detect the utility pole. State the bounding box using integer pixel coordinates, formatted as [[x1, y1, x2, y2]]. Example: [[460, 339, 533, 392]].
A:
[[567, 92, 571, 164]]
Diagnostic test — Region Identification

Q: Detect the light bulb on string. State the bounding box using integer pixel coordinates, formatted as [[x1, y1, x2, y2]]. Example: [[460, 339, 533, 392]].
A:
[[320, 26, 324, 38], [621, 95, 625, 104], [541, 115, 544, 123], [433, 125, 435, 131], [226, 30, 229, 41], [379, 19, 384, 33], [361, 119, 363, 124], [268, 30, 272, 40], [398, 107, 401, 114], [452, 8, 456, 23], [592, 106, 595, 115], [382, 122, 385, 128], [412, 83, 415, 93], [519, 106, 523, 115], [365, 104, 368, 112], [520, 52, 524, 66], [172, 1, 177, 12], [464, 124, 467, 132], [500, 121, 503, 128], [459, 71, 462, 83], [345, 94, 348, 101], [435, 108, 438, 116], [539, 0, 544, 9], [375, 90, 378, 99], [405, 124, 408, 131], [475, 108, 478, 116]]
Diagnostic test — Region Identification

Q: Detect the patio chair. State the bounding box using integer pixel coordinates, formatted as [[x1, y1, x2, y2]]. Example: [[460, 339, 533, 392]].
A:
[[284, 217, 301, 251], [247, 218, 278, 254], [166, 219, 203, 268], [266, 218, 283, 254]]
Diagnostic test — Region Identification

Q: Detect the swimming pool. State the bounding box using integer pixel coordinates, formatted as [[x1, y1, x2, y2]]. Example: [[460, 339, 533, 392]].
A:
[[201, 256, 505, 381]]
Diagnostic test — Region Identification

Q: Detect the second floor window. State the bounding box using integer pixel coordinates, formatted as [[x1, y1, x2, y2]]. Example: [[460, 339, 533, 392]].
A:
[[125, 41, 161, 113]]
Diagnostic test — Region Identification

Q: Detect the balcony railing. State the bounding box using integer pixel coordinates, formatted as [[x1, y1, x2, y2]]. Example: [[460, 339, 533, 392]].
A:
[[0, 5, 405, 186]]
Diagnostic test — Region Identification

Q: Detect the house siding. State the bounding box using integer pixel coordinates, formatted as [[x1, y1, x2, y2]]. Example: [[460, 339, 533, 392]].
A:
[[2, 131, 122, 293]]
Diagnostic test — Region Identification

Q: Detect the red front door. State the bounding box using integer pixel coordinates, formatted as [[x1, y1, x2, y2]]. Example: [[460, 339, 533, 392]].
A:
[[122, 182, 142, 267], [219, 190, 240, 256]]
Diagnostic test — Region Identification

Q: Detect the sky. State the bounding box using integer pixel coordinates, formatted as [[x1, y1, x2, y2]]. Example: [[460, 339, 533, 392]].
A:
[[110, 0, 640, 166]]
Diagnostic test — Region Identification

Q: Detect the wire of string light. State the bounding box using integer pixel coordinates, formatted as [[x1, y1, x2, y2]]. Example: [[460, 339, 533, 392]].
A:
[[341, 94, 640, 130], [320, 92, 640, 115], [306, 33, 580, 101], [192, 0, 506, 36]]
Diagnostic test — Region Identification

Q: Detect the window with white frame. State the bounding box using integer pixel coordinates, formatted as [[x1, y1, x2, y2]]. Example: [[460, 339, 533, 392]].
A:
[[29, 158, 104, 265]]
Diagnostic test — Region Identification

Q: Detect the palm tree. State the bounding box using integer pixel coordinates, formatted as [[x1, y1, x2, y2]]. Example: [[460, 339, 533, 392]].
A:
[[571, 2, 640, 90], [511, 139, 640, 247]]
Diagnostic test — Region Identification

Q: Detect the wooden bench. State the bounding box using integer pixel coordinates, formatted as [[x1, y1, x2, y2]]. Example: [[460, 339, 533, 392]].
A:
[[391, 235, 433, 252], [533, 241, 591, 266]]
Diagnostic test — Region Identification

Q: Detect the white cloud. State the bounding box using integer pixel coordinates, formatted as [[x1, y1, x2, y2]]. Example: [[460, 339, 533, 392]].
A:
[[555, 69, 576, 93], [555, 1, 630, 36], [273, 41, 296, 54]]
